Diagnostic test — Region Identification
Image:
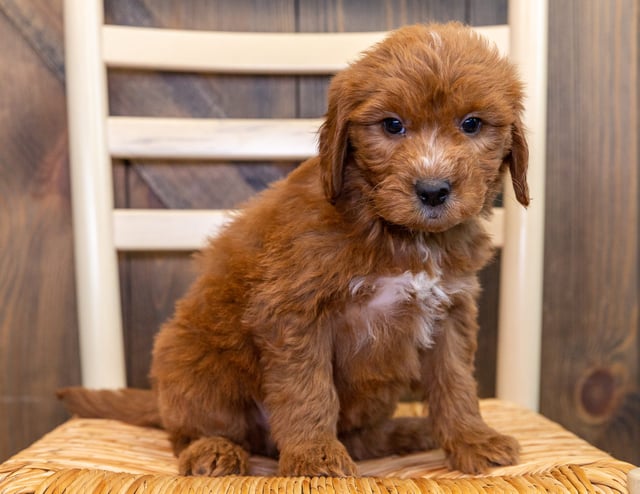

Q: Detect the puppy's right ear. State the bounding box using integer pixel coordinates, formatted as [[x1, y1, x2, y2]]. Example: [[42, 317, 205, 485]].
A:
[[319, 75, 352, 204]]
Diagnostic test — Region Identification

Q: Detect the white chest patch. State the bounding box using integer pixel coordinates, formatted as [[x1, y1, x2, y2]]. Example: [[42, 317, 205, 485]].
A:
[[347, 271, 456, 350]]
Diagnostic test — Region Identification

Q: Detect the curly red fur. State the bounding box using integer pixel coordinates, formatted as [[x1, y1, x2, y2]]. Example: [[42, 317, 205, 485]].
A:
[[60, 22, 528, 477]]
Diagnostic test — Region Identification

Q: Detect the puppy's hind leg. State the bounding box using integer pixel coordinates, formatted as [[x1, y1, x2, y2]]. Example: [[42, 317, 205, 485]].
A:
[[160, 388, 256, 476], [159, 388, 253, 476], [168, 402, 274, 476], [152, 320, 262, 477], [340, 416, 439, 460]]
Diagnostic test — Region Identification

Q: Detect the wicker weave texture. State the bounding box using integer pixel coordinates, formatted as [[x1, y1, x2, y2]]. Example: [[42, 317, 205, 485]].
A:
[[0, 400, 635, 493], [2, 466, 604, 494]]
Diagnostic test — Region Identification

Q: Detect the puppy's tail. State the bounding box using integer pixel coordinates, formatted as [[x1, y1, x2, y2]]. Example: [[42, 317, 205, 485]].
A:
[[57, 387, 162, 428]]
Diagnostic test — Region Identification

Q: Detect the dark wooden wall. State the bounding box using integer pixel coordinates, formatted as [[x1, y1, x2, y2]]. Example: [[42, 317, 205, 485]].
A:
[[0, 0, 80, 460], [0, 0, 637, 466], [542, 0, 639, 462]]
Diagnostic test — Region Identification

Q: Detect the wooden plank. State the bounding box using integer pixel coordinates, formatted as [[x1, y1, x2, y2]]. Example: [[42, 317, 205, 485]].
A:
[[467, 0, 508, 25], [103, 24, 509, 74], [0, 6, 80, 461], [103, 26, 387, 74], [297, 0, 467, 32], [66, 0, 127, 389], [542, 0, 638, 465], [114, 209, 231, 250], [105, 0, 296, 31], [108, 117, 322, 160], [0, 0, 66, 81], [495, 0, 548, 412]]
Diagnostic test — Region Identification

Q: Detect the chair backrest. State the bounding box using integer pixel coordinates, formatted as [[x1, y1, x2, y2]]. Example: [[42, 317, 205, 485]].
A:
[[64, 0, 547, 410]]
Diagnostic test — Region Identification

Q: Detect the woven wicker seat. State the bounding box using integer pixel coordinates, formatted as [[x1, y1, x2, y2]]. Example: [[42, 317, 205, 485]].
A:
[[0, 400, 636, 493]]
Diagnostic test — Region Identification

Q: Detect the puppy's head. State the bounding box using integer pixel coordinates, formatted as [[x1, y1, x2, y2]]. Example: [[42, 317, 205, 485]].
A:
[[319, 23, 529, 233]]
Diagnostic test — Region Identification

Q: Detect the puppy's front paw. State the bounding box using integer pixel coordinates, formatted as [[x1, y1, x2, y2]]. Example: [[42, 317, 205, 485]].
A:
[[179, 436, 249, 476], [446, 430, 519, 474], [279, 438, 358, 477]]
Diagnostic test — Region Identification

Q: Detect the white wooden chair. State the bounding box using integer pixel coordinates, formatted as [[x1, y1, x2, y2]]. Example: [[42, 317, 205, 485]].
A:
[[66, 0, 546, 412], [1, 0, 637, 492]]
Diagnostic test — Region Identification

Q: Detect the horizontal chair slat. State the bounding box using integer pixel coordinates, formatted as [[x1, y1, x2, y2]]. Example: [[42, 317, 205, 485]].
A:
[[107, 117, 322, 160], [103, 26, 387, 74], [114, 208, 505, 251], [102, 25, 509, 75], [114, 209, 232, 251]]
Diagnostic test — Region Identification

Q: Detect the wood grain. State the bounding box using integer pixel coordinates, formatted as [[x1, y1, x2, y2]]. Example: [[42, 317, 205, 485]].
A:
[[0, 0, 65, 81], [542, 0, 639, 464], [0, 0, 80, 461]]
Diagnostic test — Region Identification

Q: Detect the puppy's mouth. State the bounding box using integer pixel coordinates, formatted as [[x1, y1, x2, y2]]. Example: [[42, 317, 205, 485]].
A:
[[371, 177, 469, 233], [417, 206, 455, 232], [423, 207, 445, 220]]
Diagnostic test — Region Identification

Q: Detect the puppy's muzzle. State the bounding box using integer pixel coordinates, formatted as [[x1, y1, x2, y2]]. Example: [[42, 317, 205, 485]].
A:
[[415, 179, 451, 207]]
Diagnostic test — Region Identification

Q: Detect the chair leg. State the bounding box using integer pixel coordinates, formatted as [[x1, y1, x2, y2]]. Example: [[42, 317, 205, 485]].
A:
[[629, 467, 640, 494]]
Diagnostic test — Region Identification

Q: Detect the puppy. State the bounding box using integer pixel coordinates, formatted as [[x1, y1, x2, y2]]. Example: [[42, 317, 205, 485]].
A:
[[60, 22, 529, 477]]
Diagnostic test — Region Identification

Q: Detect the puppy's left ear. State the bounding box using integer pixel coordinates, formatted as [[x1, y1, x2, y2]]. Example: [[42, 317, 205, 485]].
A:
[[319, 75, 352, 204], [505, 117, 530, 207]]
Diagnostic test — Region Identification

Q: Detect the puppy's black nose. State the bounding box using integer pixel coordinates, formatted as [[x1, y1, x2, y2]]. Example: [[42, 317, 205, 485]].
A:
[[415, 180, 451, 207]]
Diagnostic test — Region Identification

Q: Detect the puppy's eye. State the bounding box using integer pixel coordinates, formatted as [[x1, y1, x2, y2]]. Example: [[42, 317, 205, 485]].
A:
[[460, 117, 482, 135], [382, 118, 406, 135]]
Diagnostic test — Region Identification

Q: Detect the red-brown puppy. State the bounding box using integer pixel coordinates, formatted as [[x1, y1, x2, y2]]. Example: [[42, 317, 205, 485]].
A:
[[60, 22, 529, 477]]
